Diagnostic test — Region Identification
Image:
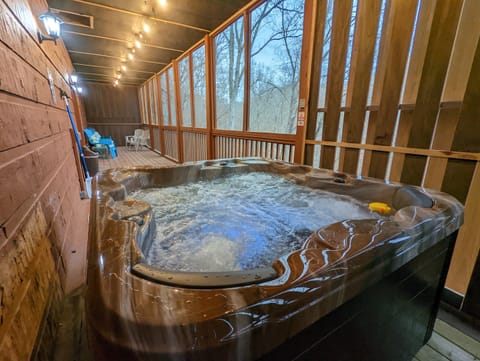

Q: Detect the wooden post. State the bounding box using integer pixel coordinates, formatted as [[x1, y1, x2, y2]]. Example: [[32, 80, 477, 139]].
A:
[[296, 0, 322, 165], [243, 10, 251, 133], [155, 73, 166, 155], [173, 60, 184, 163], [205, 35, 215, 159]]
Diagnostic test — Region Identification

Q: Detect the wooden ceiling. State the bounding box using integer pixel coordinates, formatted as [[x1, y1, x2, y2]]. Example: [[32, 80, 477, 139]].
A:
[[47, 0, 250, 86]]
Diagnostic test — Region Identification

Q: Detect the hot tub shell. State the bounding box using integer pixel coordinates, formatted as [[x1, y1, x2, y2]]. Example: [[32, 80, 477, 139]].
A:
[[86, 158, 463, 361]]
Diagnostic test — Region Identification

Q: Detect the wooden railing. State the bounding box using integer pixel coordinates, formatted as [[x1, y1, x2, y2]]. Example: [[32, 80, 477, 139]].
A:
[[183, 129, 208, 162], [162, 128, 179, 162], [212, 131, 295, 162]]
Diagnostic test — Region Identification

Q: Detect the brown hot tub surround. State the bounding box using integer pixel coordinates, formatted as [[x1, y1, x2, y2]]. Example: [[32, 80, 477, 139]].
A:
[[86, 158, 463, 361]]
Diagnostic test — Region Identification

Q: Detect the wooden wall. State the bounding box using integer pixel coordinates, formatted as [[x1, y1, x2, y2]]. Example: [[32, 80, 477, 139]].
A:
[[83, 82, 142, 146], [0, 0, 89, 360], [300, 0, 480, 302]]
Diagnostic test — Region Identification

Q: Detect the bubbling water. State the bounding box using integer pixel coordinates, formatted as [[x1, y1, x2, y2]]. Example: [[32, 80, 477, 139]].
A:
[[129, 172, 376, 272]]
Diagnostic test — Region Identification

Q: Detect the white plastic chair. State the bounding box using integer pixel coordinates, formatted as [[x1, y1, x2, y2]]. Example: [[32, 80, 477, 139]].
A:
[[125, 129, 144, 151], [139, 131, 150, 149]]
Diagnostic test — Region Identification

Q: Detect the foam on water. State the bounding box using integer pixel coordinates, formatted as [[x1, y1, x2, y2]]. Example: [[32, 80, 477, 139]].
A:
[[129, 172, 376, 272]]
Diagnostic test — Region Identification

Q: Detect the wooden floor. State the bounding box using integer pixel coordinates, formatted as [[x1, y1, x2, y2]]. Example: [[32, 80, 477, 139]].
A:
[[98, 146, 175, 171], [415, 319, 480, 361], [80, 147, 480, 360]]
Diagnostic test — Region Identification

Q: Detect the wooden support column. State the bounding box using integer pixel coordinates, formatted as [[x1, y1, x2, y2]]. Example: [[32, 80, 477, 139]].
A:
[[188, 54, 196, 129], [145, 78, 155, 150], [302, 0, 327, 166], [243, 10, 251, 133], [155, 74, 166, 155], [205, 35, 215, 160], [294, 0, 317, 165], [173, 61, 184, 163]]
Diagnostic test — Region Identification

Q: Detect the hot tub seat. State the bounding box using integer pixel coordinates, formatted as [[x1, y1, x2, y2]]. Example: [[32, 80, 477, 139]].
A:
[[86, 158, 463, 361]]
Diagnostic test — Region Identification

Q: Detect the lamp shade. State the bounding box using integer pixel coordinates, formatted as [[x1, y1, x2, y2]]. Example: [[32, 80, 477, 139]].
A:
[[39, 12, 63, 40], [70, 74, 78, 85]]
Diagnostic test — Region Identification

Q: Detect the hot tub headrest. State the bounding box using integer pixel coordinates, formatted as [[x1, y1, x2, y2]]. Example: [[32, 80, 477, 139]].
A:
[[392, 186, 434, 210]]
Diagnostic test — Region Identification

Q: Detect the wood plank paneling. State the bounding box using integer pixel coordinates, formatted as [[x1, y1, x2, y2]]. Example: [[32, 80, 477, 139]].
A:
[[423, 0, 480, 189], [444, 34, 480, 296], [367, 0, 418, 179], [83, 83, 142, 145], [400, 0, 463, 185], [320, 0, 353, 169], [0, 0, 88, 360], [340, 0, 381, 175], [388, 0, 437, 182]]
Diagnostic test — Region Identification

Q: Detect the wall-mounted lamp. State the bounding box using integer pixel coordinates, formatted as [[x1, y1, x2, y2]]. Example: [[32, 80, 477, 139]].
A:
[[38, 11, 63, 44], [69, 74, 78, 86]]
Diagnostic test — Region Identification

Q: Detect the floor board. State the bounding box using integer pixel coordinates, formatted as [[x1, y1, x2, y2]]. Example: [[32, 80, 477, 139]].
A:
[[413, 319, 480, 361], [98, 146, 175, 171]]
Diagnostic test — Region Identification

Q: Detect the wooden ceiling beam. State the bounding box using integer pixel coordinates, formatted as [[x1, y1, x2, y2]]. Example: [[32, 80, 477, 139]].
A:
[[73, 63, 155, 74], [64, 30, 184, 53], [72, 0, 210, 33], [76, 71, 148, 80], [68, 50, 167, 65]]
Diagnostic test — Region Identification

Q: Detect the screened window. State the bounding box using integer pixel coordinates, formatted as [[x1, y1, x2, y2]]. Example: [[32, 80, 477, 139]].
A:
[[192, 45, 207, 128], [249, 0, 305, 134], [159, 73, 169, 125], [179, 56, 192, 127], [214, 17, 244, 130], [167, 67, 177, 126]]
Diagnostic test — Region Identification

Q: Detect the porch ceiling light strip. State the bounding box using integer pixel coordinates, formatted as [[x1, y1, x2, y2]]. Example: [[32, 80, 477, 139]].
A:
[[73, 63, 155, 74], [64, 30, 184, 53], [68, 50, 167, 65]]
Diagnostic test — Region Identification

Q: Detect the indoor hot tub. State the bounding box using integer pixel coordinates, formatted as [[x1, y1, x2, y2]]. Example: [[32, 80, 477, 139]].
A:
[[86, 158, 463, 361]]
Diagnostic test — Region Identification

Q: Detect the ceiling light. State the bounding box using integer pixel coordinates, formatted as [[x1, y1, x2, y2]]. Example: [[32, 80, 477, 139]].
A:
[[135, 40, 141, 48], [121, 65, 127, 72], [159, 0, 167, 7], [76, 87, 83, 93], [143, 23, 150, 33], [114, 79, 119, 86], [138, 32, 144, 39], [37, 11, 63, 44], [116, 73, 122, 79], [128, 52, 134, 60]]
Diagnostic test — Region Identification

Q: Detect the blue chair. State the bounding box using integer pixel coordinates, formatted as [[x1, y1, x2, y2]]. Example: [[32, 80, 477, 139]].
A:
[[84, 128, 118, 159]]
